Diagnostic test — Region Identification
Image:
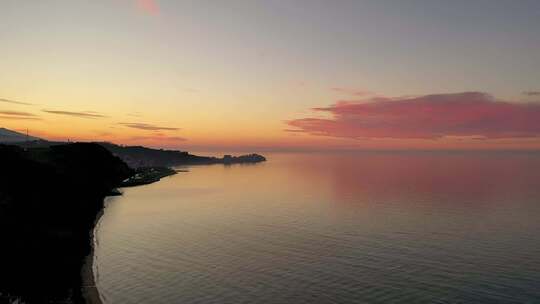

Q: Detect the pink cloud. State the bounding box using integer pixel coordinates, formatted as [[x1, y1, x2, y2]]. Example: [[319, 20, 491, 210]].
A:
[[136, 0, 159, 15], [288, 92, 540, 139]]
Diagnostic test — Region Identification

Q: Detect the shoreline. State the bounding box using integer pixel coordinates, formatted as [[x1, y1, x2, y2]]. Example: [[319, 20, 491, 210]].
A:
[[78, 161, 263, 303], [79, 168, 178, 304], [120, 167, 177, 187], [0, 142, 265, 302], [81, 208, 105, 304]]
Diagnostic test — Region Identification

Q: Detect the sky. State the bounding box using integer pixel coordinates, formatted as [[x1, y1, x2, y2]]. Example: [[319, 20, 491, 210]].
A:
[[1, 0, 540, 151]]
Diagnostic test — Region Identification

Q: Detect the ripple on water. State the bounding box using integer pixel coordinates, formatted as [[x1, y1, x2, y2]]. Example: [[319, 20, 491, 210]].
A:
[[95, 153, 540, 304]]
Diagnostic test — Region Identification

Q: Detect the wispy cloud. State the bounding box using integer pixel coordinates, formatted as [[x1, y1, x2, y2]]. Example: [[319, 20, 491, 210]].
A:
[[129, 135, 186, 142], [0, 98, 33, 106], [0, 115, 41, 121], [42, 110, 107, 119], [136, 0, 159, 15], [331, 87, 373, 97], [523, 91, 540, 96], [0, 110, 41, 120], [119, 122, 179, 131], [0, 110, 36, 117], [288, 92, 540, 140]]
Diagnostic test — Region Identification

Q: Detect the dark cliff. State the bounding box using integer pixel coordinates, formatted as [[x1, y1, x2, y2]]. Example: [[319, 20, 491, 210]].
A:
[[0, 143, 132, 303]]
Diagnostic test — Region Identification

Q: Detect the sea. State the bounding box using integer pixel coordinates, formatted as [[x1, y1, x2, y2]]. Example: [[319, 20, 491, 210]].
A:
[[93, 152, 540, 303]]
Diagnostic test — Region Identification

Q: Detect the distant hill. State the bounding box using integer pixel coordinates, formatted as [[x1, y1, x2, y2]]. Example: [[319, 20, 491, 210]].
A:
[[0, 128, 266, 168], [0, 127, 41, 142], [99, 142, 266, 168], [98, 142, 213, 167]]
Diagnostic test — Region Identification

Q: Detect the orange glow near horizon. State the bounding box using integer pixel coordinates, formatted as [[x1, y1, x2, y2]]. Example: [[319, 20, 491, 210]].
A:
[[2, 90, 540, 152]]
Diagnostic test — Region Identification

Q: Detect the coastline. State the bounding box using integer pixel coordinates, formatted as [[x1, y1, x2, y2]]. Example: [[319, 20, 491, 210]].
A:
[[79, 169, 178, 303], [0, 141, 266, 302], [81, 208, 105, 304]]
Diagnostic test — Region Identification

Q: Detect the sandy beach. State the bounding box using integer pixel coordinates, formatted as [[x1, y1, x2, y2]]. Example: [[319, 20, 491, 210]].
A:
[[81, 210, 104, 304]]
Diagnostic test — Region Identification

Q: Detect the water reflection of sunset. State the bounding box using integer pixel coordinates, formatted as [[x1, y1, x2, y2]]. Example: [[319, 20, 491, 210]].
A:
[[285, 152, 540, 207]]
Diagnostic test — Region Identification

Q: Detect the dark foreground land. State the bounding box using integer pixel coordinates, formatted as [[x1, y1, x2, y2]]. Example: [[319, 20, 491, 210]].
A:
[[0, 141, 265, 303], [0, 143, 132, 303]]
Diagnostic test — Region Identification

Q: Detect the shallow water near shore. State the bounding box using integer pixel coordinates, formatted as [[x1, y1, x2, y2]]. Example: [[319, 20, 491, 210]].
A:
[[94, 152, 540, 303]]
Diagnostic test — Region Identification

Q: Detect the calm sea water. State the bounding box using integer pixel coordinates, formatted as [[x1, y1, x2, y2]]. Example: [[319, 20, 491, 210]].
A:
[[94, 152, 540, 303]]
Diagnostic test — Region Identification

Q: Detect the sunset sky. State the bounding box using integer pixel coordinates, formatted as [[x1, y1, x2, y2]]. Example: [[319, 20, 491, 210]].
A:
[[1, 0, 540, 151]]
